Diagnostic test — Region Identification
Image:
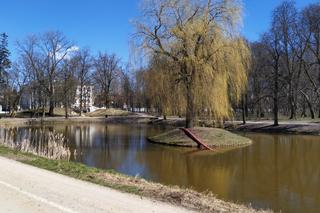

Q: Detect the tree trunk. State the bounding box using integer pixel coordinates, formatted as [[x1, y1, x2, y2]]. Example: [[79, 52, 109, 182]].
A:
[[42, 103, 46, 118], [105, 96, 109, 109], [300, 90, 314, 119], [186, 84, 195, 128], [49, 100, 54, 116], [245, 94, 249, 117], [242, 96, 246, 124], [289, 83, 296, 120], [301, 102, 307, 118], [65, 97, 69, 119], [65, 107, 69, 119], [79, 86, 83, 116], [49, 83, 55, 116], [273, 66, 279, 126]]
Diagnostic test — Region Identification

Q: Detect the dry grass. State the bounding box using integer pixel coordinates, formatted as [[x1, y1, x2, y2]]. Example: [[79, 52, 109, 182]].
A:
[[95, 172, 267, 213], [0, 129, 73, 160], [148, 127, 252, 147], [0, 145, 268, 213], [86, 108, 131, 117], [8, 108, 79, 118]]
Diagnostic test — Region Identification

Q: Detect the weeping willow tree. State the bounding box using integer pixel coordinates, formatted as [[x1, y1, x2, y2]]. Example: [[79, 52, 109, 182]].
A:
[[135, 0, 251, 128], [143, 55, 186, 119]]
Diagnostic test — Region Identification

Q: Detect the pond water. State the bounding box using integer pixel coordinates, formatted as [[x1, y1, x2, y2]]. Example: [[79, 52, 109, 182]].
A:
[[0, 123, 320, 213]]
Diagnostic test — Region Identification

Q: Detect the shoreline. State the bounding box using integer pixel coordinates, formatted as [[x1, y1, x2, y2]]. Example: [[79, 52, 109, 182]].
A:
[[0, 145, 266, 213], [1, 115, 317, 212], [225, 121, 320, 136], [1, 115, 320, 135], [147, 127, 252, 148], [0, 115, 154, 127]]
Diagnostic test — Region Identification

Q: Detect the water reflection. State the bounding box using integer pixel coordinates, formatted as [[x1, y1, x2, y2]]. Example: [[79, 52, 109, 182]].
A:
[[0, 126, 71, 160], [0, 124, 319, 213]]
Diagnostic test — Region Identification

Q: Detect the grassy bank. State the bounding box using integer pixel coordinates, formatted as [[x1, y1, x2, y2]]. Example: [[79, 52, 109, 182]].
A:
[[0, 145, 266, 213], [148, 127, 252, 148], [86, 108, 131, 117], [0, 115, 154, 127]]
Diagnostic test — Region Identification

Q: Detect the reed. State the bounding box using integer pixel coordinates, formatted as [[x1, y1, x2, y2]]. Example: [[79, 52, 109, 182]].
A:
[[0, 128, 73, 161]]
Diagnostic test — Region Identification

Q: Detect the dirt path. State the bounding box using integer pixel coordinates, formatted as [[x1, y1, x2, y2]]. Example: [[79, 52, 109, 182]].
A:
[[0, 157, 192, 213]]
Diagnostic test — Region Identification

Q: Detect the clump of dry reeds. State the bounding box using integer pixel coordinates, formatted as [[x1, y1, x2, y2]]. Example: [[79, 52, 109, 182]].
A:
[[0, 128, 73, 161]]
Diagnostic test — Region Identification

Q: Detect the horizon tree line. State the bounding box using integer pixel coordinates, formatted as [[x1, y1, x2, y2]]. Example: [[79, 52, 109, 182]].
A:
[[1, 0, 320, 128], [245, 1, 320, 125], [133, 0, 320, 127], [0, 31, 130, 118]]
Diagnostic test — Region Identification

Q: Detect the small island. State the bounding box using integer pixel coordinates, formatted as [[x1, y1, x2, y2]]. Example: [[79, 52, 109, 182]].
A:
[[148, 127, 252, 148]]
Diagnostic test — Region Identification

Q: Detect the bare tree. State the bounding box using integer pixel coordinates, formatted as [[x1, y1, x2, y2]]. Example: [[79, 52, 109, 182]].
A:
[[121, 68, 134, 111], [262, 19, 283, 126], [300, 3, 320, 117], [93, 52, 121, 108], [6, 59, 30, 117], [74, 48, 92, 115], [59, 58, 77, 119], [17, 31, 75, 116], [273, 1, 299, 119]]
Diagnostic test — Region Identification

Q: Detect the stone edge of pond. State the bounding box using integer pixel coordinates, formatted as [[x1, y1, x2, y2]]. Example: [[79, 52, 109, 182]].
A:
[[0, 145, 269, 213]]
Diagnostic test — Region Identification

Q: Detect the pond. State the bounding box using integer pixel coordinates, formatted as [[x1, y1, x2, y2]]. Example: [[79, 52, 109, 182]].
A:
[[0, 123, 319, 213]]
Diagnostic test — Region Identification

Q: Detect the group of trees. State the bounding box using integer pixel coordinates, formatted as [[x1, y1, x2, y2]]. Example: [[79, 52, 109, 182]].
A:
[[0, 31, 126, 118], [131, 0, 320, 127], [246, 1, 320, 125], [134, 0, 250, 128], [3, 0, 319, 128]]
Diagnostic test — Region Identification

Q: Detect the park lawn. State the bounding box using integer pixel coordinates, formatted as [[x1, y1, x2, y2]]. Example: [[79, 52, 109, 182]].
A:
[[86, 108, 131, 117]]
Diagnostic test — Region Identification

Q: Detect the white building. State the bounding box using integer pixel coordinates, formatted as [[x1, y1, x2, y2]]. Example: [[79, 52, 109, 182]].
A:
[[73, 85, 94, 112]]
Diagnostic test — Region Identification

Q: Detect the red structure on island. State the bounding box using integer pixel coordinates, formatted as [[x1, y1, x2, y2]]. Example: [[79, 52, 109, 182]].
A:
[[179, 128, 214, 151]]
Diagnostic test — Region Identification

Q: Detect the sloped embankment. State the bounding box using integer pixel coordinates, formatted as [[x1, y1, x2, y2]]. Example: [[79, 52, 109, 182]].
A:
[[148, 127, 252, 148]]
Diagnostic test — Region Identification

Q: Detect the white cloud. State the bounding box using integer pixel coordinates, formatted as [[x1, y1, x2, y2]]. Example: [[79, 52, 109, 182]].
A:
[[56, 45, 80, 60]]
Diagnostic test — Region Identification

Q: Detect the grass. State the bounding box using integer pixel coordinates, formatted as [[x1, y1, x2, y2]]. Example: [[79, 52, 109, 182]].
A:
[[148, 127, 252, 148], [0, 145, 264, 213], [0, 145, 141, 194], [1, 108, 79, 118], [86, 108, 131, 117]]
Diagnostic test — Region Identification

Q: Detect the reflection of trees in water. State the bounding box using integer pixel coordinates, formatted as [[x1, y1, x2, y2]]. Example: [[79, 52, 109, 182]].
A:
[[0, 126, 72, 160], [1, 125, 319, 212], [221, 134, 320, 212], [133, 133, 320, 213], [63, 124, 136, 170]]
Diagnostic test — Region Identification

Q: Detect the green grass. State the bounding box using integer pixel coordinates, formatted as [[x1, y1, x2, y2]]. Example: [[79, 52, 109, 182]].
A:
[[0, 145, 140, 194], [0, 145, 260, 212]]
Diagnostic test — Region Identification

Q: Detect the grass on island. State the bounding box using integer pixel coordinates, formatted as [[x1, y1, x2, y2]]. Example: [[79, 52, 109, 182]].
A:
[[148, 127, 252, 147], [86, 108, 131, 117], [0, 145, 262, 213]]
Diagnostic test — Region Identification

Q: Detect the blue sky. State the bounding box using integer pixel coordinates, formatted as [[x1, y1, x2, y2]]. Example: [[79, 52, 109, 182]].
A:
[[0, 0, 318, 63]]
